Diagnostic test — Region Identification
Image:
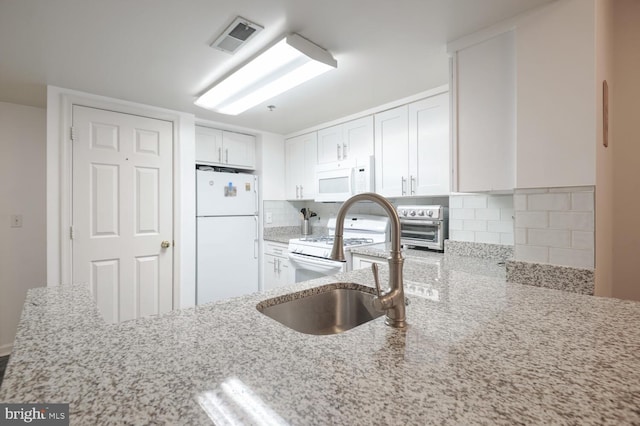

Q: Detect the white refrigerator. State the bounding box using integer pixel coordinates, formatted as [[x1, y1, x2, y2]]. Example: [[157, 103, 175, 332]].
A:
[[196, 169, 259, 304]]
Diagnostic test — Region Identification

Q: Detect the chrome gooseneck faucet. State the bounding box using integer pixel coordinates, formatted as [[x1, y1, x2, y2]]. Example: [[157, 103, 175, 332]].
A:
[[330, 193, 406, 328]]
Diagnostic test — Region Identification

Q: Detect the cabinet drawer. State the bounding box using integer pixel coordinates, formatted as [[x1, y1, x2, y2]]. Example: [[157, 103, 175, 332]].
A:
[[264, 241, 288, 257]]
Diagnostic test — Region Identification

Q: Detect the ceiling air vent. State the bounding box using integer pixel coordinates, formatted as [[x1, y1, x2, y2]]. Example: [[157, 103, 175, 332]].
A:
[[211, 17, 263, 54]]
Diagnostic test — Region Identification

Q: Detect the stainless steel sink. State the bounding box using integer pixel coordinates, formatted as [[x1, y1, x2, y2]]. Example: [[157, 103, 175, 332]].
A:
[[256, 284, 384, 335]]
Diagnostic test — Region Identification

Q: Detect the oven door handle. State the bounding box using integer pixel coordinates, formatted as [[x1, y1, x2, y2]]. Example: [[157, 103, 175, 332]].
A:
[[399, 219, 441, 226], [288, 252, 345, 273]]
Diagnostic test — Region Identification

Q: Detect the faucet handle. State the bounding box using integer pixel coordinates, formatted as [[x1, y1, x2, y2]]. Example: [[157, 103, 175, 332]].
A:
[[371, 263, 382, 297]]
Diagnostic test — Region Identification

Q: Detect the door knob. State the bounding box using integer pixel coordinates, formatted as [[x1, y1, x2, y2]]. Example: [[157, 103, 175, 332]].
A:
[[161, 240, 171, 248]]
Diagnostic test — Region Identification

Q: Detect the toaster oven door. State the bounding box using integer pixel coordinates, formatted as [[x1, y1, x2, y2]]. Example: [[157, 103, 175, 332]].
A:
[[399, 219, 443, 249]]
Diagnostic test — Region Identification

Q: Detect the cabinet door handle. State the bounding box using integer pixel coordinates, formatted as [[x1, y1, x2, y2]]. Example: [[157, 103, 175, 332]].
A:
[[300, 185, 303, 199], [277, 258, 281, 274], [411, 175, 416, 195], [296, 185, 300, 199], [401, 177, 407, 195], [342, 143, 348, 159], [337, 144, 341, 160], [225, 149, 229, 163], [273, 258, 277, 273], [218, 147, 222, 163]]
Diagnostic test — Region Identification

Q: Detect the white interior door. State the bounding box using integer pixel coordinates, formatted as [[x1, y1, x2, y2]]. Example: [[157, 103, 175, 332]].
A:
[[72, 105, 174, 323]]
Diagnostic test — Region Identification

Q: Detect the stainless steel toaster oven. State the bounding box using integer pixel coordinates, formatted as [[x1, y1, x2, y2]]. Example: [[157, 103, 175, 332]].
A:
[[397, 205, 448, 251]]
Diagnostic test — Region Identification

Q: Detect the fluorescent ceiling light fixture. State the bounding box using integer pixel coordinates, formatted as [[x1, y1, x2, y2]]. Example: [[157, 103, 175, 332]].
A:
[[195, 33, 337, 115]]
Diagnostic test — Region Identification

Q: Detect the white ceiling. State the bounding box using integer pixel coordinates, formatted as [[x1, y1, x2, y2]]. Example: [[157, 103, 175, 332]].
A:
[[0, 0, 553, 135]]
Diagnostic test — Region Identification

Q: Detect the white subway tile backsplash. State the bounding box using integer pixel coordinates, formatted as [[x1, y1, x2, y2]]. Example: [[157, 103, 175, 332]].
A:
[[450, 208, 475, 220], [527, 193, 571, 211], [501, 208, 515, 221], [450, 229, 475, 242], [487, 195, 514, 209], [475, 232, 501, 244], [549, 247, 594, 269], [515, 211, 548, 228], [449, 196, 464, 209], [515, 244, 549, 263], [463, 220, 487, 232], [571, 192, 594, 212], [513, 185, 595, 269], [528, 229, 571, 248], [449, 219, 464, 230], [549, 212, 594, 231], [475, 208, 501, 221], [462, 195, 488, 209], [448, 194, 514, 246], [514, 194, 527, 211], [487, 220, 514, 233], [500, 233, 515, 245], [572, 231, 594, 249]]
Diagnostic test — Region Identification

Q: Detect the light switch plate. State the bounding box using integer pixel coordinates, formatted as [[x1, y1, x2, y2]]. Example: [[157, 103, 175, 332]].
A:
[[265, 212, 273, 224], [11, 214, 23, 228]]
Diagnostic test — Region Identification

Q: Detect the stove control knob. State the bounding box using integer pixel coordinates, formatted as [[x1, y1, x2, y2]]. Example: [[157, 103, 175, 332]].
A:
[[417, 210, 425, 216], [410, 210, 416, 217], [427, 210, 434, 217], [400, 210, 407, 216]]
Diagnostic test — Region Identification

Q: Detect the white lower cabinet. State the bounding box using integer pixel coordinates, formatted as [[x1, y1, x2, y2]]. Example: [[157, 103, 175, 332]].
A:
[[351, 254, 385, 270], [264, 242, 291, 290]]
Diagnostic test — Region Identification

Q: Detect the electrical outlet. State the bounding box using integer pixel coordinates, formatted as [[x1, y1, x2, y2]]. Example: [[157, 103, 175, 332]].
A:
[[11, 214, 23, 228], [265, 212, 273, 224]]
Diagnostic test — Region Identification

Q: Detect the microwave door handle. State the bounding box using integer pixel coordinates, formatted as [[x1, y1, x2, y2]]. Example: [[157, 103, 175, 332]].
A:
[[351, 166, 355, 194]]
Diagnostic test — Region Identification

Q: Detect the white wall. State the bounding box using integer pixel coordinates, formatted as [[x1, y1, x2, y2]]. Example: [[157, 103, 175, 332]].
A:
[[594, 0, 614, 296], [516, 0, 597, 188], [611, 0, 640, 301], [0, 102, 46, 355], [257, 133, 286, 201]]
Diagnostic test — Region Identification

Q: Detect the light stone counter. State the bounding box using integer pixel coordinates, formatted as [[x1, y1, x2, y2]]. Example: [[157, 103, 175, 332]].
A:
[[1, 255, 639, 425]]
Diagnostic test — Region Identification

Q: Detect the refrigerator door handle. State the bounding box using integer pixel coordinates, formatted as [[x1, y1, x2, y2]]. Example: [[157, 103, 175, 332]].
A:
[[253, 215, 259, 259]]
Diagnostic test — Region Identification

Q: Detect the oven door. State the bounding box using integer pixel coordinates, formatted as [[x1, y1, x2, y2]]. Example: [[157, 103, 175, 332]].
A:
[[399, 219, 443, 249], [288, 252, 346, 283]]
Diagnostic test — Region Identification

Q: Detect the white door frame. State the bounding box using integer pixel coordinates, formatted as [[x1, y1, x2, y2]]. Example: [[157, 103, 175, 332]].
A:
[[46, 86, 193, 309]]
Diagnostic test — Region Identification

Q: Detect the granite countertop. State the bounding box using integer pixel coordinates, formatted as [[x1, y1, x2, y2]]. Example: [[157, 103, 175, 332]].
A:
[[2, 255, 640, 425]]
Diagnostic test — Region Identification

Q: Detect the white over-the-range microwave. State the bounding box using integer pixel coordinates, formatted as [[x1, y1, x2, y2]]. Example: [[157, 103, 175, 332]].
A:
[[314, 156, 374, 202]]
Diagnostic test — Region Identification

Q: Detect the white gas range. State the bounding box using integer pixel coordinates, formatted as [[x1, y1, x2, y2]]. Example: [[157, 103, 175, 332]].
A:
[[288, 215, 389, 283]]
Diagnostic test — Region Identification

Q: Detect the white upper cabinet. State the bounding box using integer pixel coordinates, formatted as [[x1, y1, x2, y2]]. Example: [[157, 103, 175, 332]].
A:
[[285, 132, 317, 200], [374, 105, 409, 197], [317, 116, 374, 164], [374, 92, 449, 197], [195, 126, 223, 164], [195, 126, 256, 170], [452, 30, 515, 192], [223, 131, 255, 169], [408, 93, 450, 196]]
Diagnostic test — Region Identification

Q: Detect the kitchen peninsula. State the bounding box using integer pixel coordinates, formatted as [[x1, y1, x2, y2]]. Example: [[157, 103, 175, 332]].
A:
[[1, 252, 639, 425]]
